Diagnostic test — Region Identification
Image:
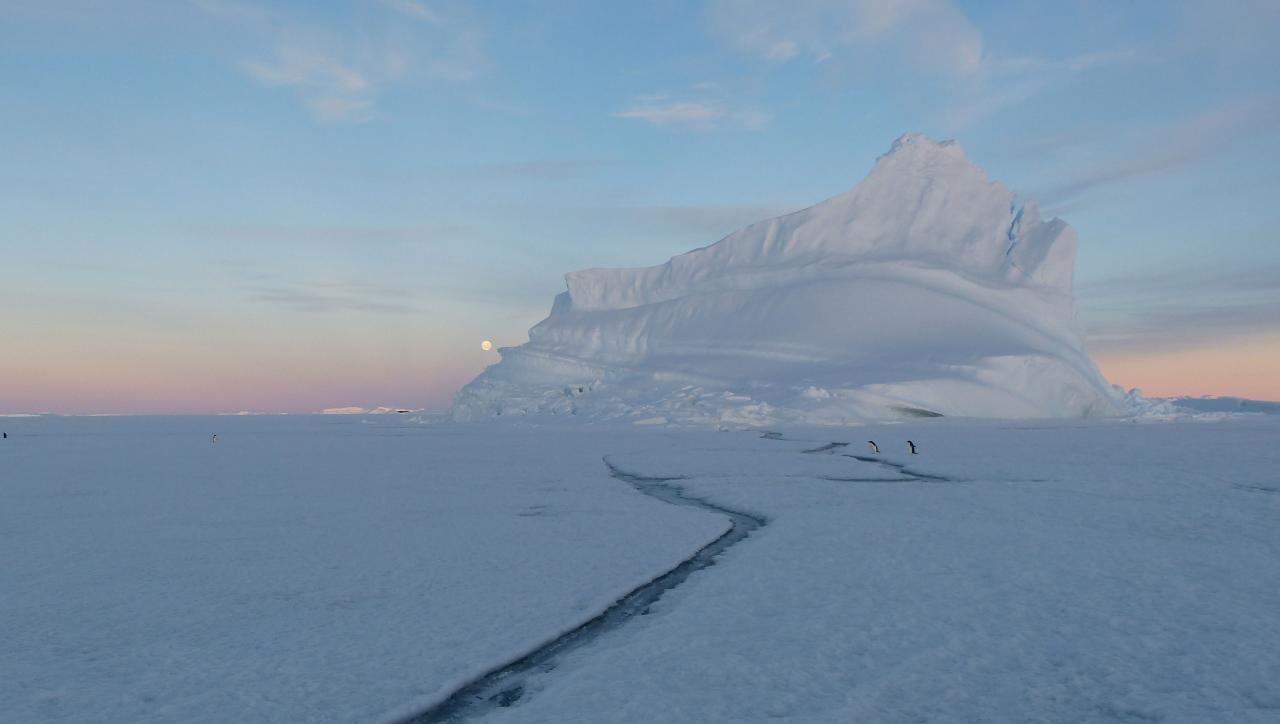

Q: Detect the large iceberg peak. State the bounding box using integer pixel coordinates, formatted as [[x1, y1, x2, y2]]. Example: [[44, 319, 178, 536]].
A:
[[878, 131, 967, 165], [562, 133, 1074, 315], [806, 131, 1021, 272], [862, 131, 995, 199], [855, 132, 1074, 293], [455, 133, 1119, 425]]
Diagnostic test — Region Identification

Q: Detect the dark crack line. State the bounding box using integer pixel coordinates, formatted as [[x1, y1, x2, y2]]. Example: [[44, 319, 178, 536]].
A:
[[397, 459, 766, 723], [843, 453, 951, 482], [802, 442, 850, 454], [816, 476, 920, 483], [760, 432, 951, 483], [1234, 484, 1279, 494]]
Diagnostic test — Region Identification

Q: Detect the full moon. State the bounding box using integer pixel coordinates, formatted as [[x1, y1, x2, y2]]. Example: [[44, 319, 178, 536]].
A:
[[480, 340, 493, 351]]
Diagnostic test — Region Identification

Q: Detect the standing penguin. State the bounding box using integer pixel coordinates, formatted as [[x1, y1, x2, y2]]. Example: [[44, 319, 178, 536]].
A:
[[212, 434, 218, 444], [907, 440, 917, 454], [867, 440, 880, 453]]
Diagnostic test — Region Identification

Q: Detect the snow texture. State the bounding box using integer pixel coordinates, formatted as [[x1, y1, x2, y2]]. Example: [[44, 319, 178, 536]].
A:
[[5, 414, 1279, 723], [455, 133, 1122, 425], [0, 416, 725, 723], [481, 417, 1280, 723]]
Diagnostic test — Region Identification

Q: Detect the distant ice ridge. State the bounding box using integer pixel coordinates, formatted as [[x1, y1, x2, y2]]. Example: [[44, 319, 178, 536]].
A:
[[455, 133, 1124, 426], [1122, 392, 1280, 420], [321, 406, 423, 415]]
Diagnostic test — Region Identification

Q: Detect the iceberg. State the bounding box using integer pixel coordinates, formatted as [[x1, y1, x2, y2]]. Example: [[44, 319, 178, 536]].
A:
[[455, 133, 1123, 425]]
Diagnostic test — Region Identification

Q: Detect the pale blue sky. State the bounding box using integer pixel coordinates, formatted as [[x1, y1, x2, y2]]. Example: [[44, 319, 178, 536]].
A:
[[2, 0, 1278, 413]]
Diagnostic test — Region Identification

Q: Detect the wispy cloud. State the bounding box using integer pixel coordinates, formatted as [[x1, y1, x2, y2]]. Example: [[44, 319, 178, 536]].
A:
[[241, 45, 371, 92], [615, 203, 800, 237], [934, 47, 1144, 130], [1078, 265, 1280, 299], [247, 285, 418, 314], [1088, 300, 1280, 356], [1039, 96, 1280, 205], [192, 0, 270, 22], [199, 0, 485, 122], [182, 222, 463, 246], [242, 276, 422, 314], [613, 96, 771, 131], [615, 100, 722, 126], [1172, 0, 1280, 56], [704, 0, 1142, 131], [707, 0, 984, 76], [1080, 263, 1280, 355], [472, 159, 602, 180], [378, 0, 441, 24], [304, 95, 375, 123]]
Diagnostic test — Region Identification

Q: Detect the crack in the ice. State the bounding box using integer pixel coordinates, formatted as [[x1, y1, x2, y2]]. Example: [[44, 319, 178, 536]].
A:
[[400, 435, 954, 722], [816, 476, 920, 483], [802, 442, 849, 454], [762, 433, 952, 483], [398, 458, 765, 723], [843, 453, 950, 482]]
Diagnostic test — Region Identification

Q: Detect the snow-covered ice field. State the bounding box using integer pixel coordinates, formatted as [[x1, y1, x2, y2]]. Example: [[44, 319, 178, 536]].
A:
[[4, 414, 1279, 722], [1, 416, 724, 722]]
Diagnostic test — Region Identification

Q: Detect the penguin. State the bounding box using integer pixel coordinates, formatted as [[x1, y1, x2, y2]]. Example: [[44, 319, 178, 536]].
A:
[[212, 434, 218, 443], [867, 440, 879, 453], [907, 440, 917, 454]]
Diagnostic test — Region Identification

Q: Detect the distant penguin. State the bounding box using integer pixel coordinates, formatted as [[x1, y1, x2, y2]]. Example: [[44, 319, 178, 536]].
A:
[[907, 440, 917, 454], [868, 440, 879, 453], [2, 432, 6, 439], [212, 434, 218, 443]]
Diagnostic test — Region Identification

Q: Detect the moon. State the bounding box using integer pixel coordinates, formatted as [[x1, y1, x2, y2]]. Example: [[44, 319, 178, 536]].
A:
[[480, 340, 493, 351]]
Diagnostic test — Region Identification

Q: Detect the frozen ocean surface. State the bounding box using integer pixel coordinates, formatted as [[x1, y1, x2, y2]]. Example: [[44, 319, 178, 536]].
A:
[[0, 415, 725, 722], [3, 414, 1279, 722]]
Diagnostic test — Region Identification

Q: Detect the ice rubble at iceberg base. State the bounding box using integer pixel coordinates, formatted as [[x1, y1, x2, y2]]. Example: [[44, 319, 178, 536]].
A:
[[454, 133, 1125, 426]]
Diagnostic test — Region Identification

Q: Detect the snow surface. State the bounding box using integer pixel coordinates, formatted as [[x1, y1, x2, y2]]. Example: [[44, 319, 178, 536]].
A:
[[5, 414, 1279, 722], [455, 134, 1122, 425], [0, 416, 725, 723], [481, 417, 1280, 723]]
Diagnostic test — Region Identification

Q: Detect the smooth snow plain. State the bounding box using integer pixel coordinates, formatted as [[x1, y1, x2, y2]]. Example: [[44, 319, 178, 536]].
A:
[[4, 414, 1279, 722], [1, 415, 725, 722]]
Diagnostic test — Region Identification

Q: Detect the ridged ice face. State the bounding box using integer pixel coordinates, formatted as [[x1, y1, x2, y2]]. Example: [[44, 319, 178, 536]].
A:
[[455, 133, 1119, 425], [562, 133, 1077, 314]]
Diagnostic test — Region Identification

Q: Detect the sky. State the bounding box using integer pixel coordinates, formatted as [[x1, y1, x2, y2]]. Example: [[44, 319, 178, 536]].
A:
[[2, 0, 1278, 414]]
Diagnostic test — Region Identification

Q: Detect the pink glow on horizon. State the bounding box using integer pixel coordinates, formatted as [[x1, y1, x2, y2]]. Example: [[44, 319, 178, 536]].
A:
[[1, 349, 484, 415], [1096, 334, 1280, 400], [7, 335, 1278, 415]]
